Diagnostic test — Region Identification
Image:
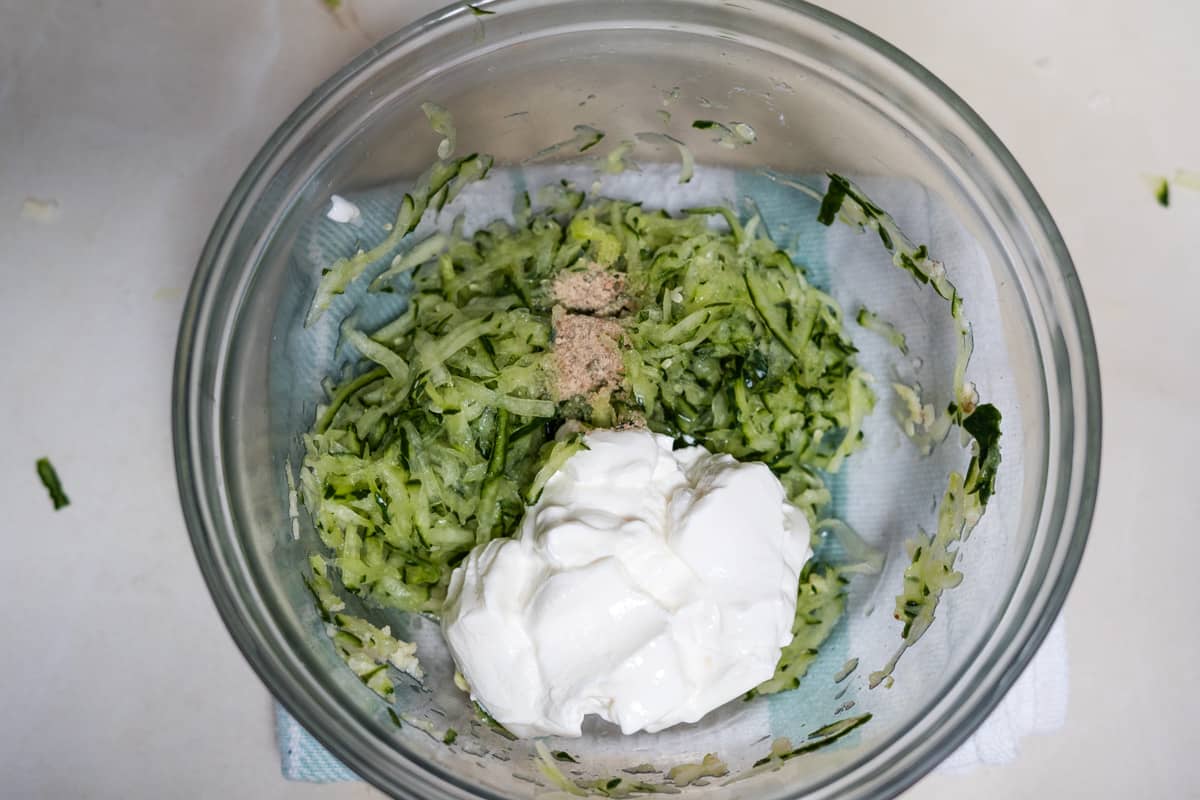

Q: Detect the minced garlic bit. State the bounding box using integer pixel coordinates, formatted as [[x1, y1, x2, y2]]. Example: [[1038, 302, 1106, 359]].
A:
[[551, 261, 628, 316], [551, 306, 624, 400]]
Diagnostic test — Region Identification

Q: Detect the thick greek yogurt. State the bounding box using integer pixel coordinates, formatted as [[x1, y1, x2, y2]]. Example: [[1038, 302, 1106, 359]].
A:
[[325, 194, 362, 225], [441, 429, 811, 738]]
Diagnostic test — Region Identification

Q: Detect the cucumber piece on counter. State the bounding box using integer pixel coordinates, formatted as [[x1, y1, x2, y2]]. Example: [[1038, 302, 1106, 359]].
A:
[[36, 457, 69, 510]]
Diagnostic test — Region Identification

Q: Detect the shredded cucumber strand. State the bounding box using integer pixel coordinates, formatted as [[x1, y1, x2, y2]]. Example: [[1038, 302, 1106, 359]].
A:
[[856, 307, 908, 354], [815, 173, 1003, 688], [634, 132, 694, 184], [421, 101, 456, 160]]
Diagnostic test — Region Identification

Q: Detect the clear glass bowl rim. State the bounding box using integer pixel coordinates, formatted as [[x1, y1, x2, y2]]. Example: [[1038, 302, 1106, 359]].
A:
[[172, 1, 1102, 798]]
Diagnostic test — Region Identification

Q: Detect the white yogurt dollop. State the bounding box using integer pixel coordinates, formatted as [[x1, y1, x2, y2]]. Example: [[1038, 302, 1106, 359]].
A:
[[441, 429, 811, 738], [325, 194, 362, 225]]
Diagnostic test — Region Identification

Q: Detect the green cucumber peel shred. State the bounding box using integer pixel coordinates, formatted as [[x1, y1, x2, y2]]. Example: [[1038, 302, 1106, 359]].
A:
[[814, 173, 1003, 687]]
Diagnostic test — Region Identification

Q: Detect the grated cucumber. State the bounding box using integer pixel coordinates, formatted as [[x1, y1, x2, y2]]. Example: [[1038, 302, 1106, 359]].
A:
[[855, 306, 908, 354], [307, 556, 421, 701], [303, 193, 874, 623], [36, 457, 69, 510], [746, 563, 847, 698]]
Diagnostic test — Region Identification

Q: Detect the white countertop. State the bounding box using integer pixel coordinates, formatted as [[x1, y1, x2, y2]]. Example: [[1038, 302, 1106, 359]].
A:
[[3, 1, 1198, 797]]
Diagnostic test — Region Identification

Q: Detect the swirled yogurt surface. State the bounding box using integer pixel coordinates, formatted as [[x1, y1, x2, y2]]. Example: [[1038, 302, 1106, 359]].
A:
[[441, 429, 811, 738]]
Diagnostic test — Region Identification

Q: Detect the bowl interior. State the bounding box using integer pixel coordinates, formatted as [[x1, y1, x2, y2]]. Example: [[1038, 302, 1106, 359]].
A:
[[180, 2, 1095, 798]]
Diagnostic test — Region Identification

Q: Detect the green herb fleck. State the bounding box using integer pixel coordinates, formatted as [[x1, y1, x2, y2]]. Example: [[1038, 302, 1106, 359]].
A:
[[36, 457, 69, 510], [466, 3, 494, 14], [387, 708, 403, 728], [443, 728, 457, 745], [963, 403, 1002, 506], [1154, 176, 1170, 207], [552, 750, 578, 763]]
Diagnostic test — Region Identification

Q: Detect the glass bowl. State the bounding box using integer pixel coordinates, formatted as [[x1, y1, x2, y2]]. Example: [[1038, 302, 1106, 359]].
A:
[[173, 0, 1100, 797]]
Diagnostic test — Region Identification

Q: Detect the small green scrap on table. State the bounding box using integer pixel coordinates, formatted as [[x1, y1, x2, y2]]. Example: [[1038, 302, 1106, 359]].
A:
[[1149, 169, 1200, 208], [36, 458, 69, 510], [1153, 176, 1170, 207]]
